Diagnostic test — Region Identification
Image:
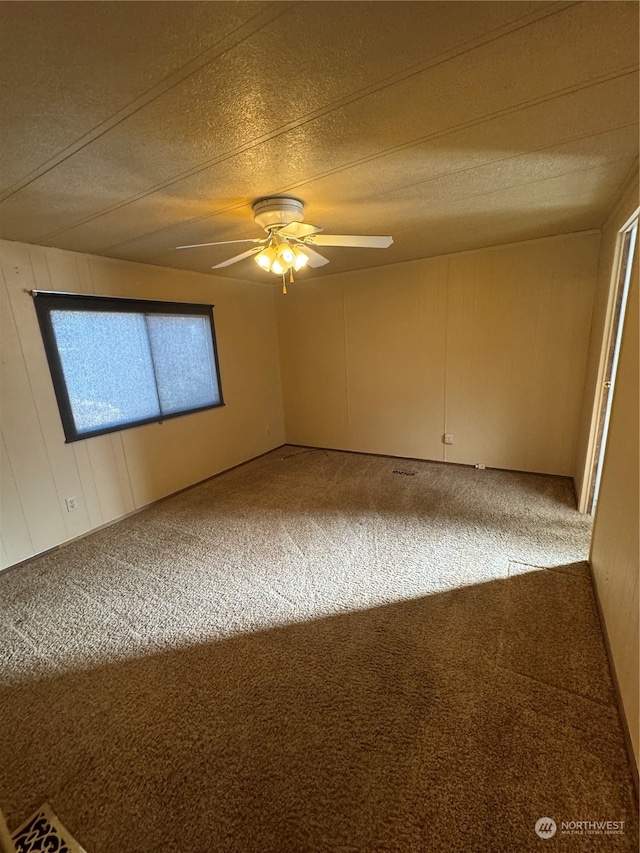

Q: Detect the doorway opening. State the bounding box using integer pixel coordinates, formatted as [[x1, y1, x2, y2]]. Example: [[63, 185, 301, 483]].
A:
[[584, 211, 638, 515]]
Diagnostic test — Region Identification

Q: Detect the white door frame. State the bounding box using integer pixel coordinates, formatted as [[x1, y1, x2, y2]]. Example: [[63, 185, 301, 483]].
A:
[[578, 207, 639, 514]]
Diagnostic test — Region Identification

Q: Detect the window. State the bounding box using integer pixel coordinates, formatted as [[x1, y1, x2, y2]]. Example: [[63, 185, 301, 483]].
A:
[[34, 292, 224, 443]]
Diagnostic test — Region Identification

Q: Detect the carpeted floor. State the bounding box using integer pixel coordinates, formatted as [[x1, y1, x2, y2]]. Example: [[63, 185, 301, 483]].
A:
[[0, 446, 637, 852]]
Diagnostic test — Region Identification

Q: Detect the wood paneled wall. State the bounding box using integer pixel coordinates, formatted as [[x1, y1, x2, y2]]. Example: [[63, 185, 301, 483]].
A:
[[0, 240, 285, 570], [588, 190, 639, 768], [575, 176, 639, 509], [277, 232, 600, 476]]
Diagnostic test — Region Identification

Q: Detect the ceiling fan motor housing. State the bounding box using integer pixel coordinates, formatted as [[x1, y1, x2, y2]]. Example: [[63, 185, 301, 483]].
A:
[[253, 197, 304, 232]]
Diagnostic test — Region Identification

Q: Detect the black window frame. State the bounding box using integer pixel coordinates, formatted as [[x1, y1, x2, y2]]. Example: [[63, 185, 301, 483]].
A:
[[33, 291, 224, 443]]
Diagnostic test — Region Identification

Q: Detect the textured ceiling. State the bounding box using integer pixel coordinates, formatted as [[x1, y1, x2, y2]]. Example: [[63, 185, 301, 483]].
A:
[[0, 1, 638, 282]]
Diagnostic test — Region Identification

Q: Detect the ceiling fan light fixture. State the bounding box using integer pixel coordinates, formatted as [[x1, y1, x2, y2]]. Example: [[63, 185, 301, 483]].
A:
[[292, 246, 309, 271], [177, 197, 392, 280], [252, 197, 304, 231], [254, 247, 276, 270], [276, 242, 295, 266]]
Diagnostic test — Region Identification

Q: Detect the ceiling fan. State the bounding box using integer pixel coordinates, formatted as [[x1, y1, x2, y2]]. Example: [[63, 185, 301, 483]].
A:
[[176, 197, 393, 291]]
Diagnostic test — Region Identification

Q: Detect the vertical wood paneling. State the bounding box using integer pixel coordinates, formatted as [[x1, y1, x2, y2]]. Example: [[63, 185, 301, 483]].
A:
[[110, 434, 136, 515], [590, 246, 639, 767], [345, 264, 421, 456], [445, 234, 598, 474], [43, 245, 85, 294], [572, 174, 639, 770], [278, 231, 599, 474], [344, 259, 446, 459], [2, 243, 93, 540], [0, 264, 66, 553], [71, 442, 104, 528], [0, 435, 33, 566], [419, 256, 449, 462], [0, 239, 285, 570], [85, 436, 129, 524], [277, 275, 349, 449], [574, 177, 639, 507]]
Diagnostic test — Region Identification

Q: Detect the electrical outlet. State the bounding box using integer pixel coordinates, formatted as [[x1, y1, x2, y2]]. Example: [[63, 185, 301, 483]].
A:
[[475, 463, 486, 470], [443, 433, 454, 445], [65, 496, 78, 512]]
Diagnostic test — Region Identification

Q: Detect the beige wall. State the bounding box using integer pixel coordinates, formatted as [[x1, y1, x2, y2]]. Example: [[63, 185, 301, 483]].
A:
[[0, 240, 285, 570], [277, 232, 600, 476], [589, 221, 639, 768], [575, 175, 639, 509]]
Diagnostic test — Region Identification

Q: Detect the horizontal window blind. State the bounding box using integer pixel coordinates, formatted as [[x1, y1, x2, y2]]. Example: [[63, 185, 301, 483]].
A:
[[33, 292, 223, 442]]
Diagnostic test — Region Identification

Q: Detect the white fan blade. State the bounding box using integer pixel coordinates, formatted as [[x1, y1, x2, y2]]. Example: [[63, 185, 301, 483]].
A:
[[278, 221, 323, 239], [297, 245, 330, 268], [212, 247, 262, 268], [177, 238, 263, 250], [308, 234, 393, 249]]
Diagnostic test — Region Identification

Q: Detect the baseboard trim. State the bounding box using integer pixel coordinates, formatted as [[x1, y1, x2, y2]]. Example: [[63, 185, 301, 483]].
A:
[[588, 561, 640, 803], [0, 444, 286, 577], [285, 443, 573, 481]]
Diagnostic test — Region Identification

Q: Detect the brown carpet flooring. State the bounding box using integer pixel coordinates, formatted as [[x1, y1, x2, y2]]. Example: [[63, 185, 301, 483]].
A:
[[0, 447, 637, 852]]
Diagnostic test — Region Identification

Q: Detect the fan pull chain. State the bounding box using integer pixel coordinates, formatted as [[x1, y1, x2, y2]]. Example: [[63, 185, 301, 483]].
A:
[[282, 268, 295, 295]]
